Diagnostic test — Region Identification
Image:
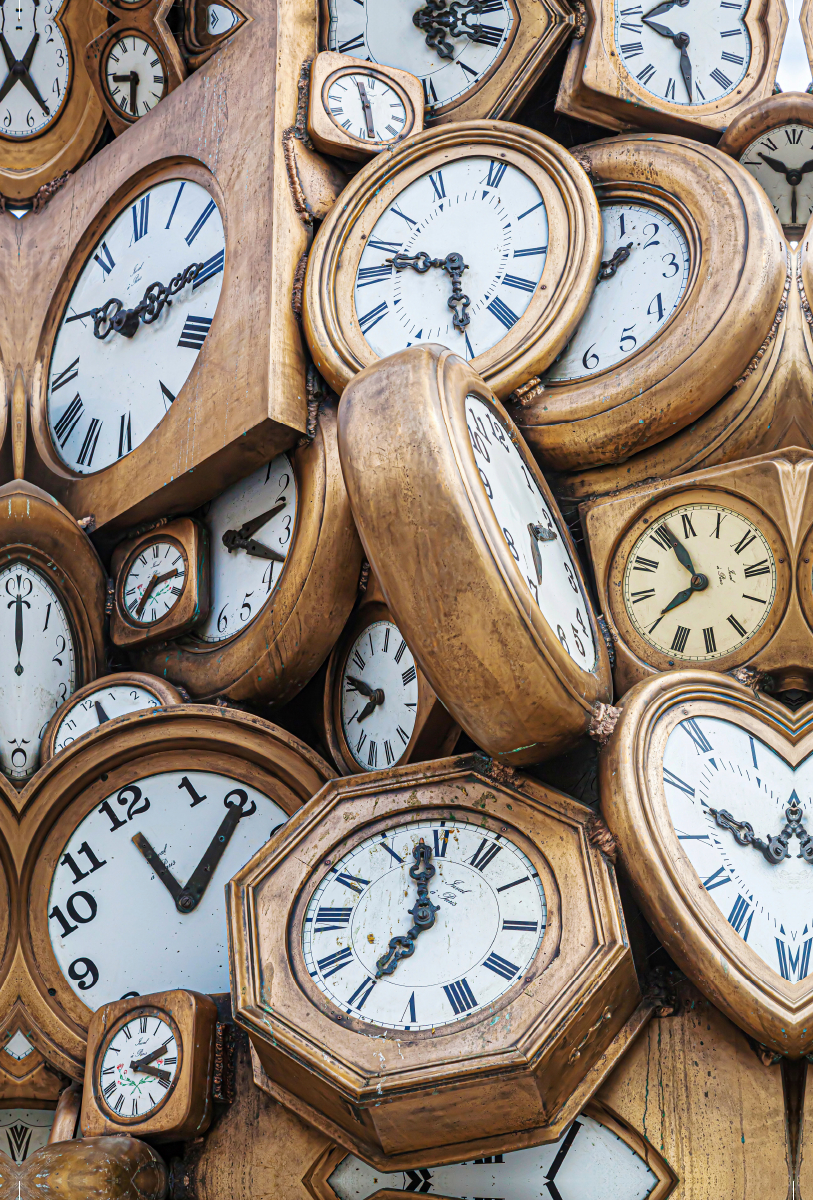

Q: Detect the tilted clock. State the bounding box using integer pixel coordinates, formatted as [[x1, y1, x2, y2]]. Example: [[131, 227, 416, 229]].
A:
[[307, 52, 424, 160], [229, 755, 642, 1168], [40, 672, 184, 764], [110, 518, 210, 647], [183, 0, 249, 68], [338, 344, 611, 765]]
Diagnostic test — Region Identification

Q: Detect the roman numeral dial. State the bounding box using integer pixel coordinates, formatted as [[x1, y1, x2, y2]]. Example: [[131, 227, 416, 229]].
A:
[[120, 539, 188, 626], [339, 620, 420, 770], [325, 71, 409, 145], [737, 123, 813, 232], [97, 1013, 179, 1119]]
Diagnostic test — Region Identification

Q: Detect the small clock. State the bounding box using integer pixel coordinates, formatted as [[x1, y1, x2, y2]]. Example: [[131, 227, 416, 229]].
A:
[[82, 989, 216, 1140], [102, 33, 168, 121], [110, 519, 209, 648], [308, 52, 423, 160], [40, 673, 184, 764]]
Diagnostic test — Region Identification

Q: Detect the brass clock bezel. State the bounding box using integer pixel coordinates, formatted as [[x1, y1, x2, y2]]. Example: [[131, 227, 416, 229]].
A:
[[93, 1004, 183, 1122], [307, 53, 423, 160], [116, 534, 190, 628], [99, 29, 169, 124]]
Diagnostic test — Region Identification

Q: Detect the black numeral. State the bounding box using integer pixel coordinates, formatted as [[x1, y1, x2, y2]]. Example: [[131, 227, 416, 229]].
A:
[[483, 952, 519, 980], [727, 614, 747, 637], [317, 947, 353, 978], [347, 978, 376, 1008], [132, 195, 149, 242], [53, 394, 84, 447], [469, 838, 502, 871], [443, 978, 477, 1014], [177, 315, 212, 351], [76, 418, 102, 467], [185, 199, 217, 245], [51, 357, 79, 392], [93, 242, 115, 277], [670, 625, 690, 653], [193, 248, 225, 289], [333, 870, 370, 894], [313, 907, 352, 931]]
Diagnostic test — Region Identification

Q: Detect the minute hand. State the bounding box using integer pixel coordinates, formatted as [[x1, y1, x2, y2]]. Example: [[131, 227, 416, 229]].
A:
[[180, 792, 257, 911], [658, 523, 696, 574]]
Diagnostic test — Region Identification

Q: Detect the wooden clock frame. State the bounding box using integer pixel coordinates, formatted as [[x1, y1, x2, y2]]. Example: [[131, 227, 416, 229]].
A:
[[110, 517, 210, 648], [307, 53, 424, 160]]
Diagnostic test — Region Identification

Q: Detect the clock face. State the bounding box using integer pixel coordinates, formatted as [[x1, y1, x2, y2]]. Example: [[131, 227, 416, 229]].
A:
[[53, 684, 161, 753], [0, 1109, 55, 1163], [620, 502, 776, 662], [0, 0, 70, 139], [545, 203, 690, 383], [613, 0, 750, 106], [354, 156, 548, 361], [193, 455, 296, 644], [122, 541, 187, 625], [329, 1113, 661, 1200], [340, 620, 419, 770], [104, 35, 167, 120], [740, 124, 813, 229], [465, 395, 597, 672], [47, 769, 289, 1008], [302, 819, 547, 1030], [662, 715, 813, 983], [47, 178, 226, 476], [326, 0, 513, 114], [0, 563, 75, 781], [326, 72, 407, 143], [98, 1013, 179, 1119]]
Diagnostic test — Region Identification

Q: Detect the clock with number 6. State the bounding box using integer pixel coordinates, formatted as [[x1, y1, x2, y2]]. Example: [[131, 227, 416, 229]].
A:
[[338, 343, 611, 765]]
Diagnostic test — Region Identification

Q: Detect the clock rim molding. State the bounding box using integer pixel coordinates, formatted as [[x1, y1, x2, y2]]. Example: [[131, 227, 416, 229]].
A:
[[600, 670, 813, 1057], [303, 120, 602, 399], [110, 517, 210, 648], [228, 753, 644, 1170], [337, 343, 612, 765], [307, 52, 425, 160]]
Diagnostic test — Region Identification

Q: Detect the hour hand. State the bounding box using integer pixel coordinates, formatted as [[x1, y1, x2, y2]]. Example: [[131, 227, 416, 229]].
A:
[[642, 0, 687, 17], [642, 16, 676, 35], [130, 1042, 169, 1072], [758, 153, 792, 177], [345, 674, 375, 699], [236, 500, 286, 540], [131, 833, 184, 903]]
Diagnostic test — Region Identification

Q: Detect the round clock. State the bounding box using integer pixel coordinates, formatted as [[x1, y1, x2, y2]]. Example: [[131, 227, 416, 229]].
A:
[[0, 0, 71, 139], [307, 54, 423, 160], [102, 33, 167, 121], [110, 519, 208, 648], [121, 540, 187, 625], [96, 1009, 180, 1120], [44, 172, 225, 476], [338, 344, 611, 765], [40, 673, 184, 764], [514, 135, 788, 471], [304, 122, 601, 399]]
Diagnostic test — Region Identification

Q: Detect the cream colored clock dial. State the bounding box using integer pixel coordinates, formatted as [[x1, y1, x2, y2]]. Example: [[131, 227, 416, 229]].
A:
[[122, 540, 187, 625], [103, 35, 167, 120], [340, 620, 419, 770], [326, 72, 407, 143], [621, 503, 776, 662], [739, 124, 813, 229], [98, 1014, 179, 1117]]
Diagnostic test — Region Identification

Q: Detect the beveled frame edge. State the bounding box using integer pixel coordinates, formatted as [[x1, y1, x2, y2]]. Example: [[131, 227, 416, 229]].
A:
[[303, 120, 602, 399], [91, 1004, 185, 1125], [111, 520, 209, 647], [717, 91, 813, 158], [307, 54, 423, 160]]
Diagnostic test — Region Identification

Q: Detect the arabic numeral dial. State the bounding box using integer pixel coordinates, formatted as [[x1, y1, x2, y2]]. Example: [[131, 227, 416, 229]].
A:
[[98, 1013, 180, 1118], [0, 0, 71, 138], [340, 620, 419, 770]]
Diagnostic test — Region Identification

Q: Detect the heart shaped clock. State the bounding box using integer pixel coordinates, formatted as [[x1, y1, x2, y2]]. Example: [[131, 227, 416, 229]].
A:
[[601, 671, 813, 1057]]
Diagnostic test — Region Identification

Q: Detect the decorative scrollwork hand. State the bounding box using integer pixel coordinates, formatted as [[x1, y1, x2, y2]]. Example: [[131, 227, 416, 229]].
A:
[[65, 261, 204, 341], [375, 840, 440, 978], [708, 795, 813, 866], [386, 250, 471, 331]]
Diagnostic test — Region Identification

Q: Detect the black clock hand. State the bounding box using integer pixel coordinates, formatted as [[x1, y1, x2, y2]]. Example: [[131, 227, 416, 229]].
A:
[[386, 250, 471, 331], [131, 833, 184, 903], [655, 522, 700, 576], [130, 1042, 169, 1071], [355, 77, 375, 138], [642, 16, 676, 35], [133, 1062, 171, 1083], [528, 521, 556, 583], [112, 70, 138, 115], [376, 839, 440, 978], [707, 797, 813, 865], [85, 261, 204, 340], [179, 790, 257, 912], [16, 34, 50, 115], [0, 33, 15, 72], [6, 576, 31, 677], [94, 700, 110, 725], [134, 568, 178, 618], [236, 500, 286, 539], [345, 674, 375, 699], [221, 530, 285, 561], [642, 0, 689, 16], [658, 580, 706, 614], [677, 33, 692, 101]]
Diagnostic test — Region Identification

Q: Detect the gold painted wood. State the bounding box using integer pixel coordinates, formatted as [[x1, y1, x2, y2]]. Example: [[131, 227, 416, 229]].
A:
[[110, 519, 209, 648], [307, 53, 424, 160], [337, 345, 612, 764], [229, 754, 641, 1169], [555, 0, 787, 139], [0, 1135, 168, 1199], [183, 0, 250, 68], [512, 136, 788, 473], [304, 122, 601, 399]]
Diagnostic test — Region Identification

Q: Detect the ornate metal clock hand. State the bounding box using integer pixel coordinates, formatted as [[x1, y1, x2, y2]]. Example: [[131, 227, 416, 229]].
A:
[[758, 153, 793, 177], [654, 522, 707, 583], [597, 243, 633, 281], [642, 0, 689, 15], [376, 840, 440, 977], [6, 575, 31, 677], [355, 78, 375, 138], [345, 676, 384, 722], [412, 0, 500, 60], [708, 796, 813, 865], [65, 262, 204, 339], [386, 250, 471, 331], [642, 16, 677, 35], [659, 573, 708, 614]]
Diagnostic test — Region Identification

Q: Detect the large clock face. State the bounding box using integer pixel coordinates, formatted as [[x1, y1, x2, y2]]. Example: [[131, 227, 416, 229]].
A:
[[740, 124, 813, 229], [52, 684, 161, 753], [545, 203, 690, 383], [0, 0, 70, 139], [0, 563, 75, 781], [662, 716, 813, 983], [302, 819, 547, 1030], [47, 770, 289, 1008], [340, 620, 419, 770], [326, 0, 513, 114], [193, 454, 296, 644], [354, 157, 548, 362], [47, 178, 226, 476], [613, 0, 751, 106], [98, 1013, 179, 1119], [620, 502, 777, 662], [465, 395, 597, 672]]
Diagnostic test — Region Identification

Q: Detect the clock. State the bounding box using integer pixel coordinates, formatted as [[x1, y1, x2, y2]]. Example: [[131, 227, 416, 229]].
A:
[[321, 0, 573, 124], [19, 703, 334, 1079], [110, 519, 209, 648], [102, 33, 167, 122], [0, 1134, 169, 1196], [304, 121, 602, 400], [229, 754, 641, 1168], [134, 398, 364, 706], [182, 0, 248, 69], [0, 0, 70, 139], [81, 989, 217, 1140], [337, 344, 611, 765], [44, 175, 225, 478], [718, 92, 813, 240], [600, 670, 813, 1057], [40, 673, 184, 764], [0, 482, 105, 785], [511, 135, 788, 473], [323, 576, 459, 775], [555, 0, 786, 139], [307, 52, 424, 160]]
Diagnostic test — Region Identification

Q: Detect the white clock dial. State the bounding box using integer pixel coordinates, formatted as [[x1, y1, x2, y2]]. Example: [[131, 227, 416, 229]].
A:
[[355, 157, 547, 361], [327, 0, 513, 114], [48, 770, 289, 1008], [193, 455, 296, 644], [0, 563, 75, 781], [621, 503, 776, 662], [0, 0, 70, 139], [104, 35, 167, 120], [341, 621, 419, 770], [614, 0, 750, 105], [122, 541, 187, 625], [327, 73, 407, 143], [465, 395, 596, 672], [663, 716, 813, 983], [740, 124, 813, 228], [53, 685, 161, 753], [303, 819, 546, 1030], [47, 178, 226, 476], [99, 1014, 179, 1118], [330, 1113, 660, 1200], [545, 203, 689, 383]]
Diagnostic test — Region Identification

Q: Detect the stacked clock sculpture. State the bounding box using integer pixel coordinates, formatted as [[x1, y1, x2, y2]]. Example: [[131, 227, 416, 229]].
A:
[[0, 0, 811, 1193]]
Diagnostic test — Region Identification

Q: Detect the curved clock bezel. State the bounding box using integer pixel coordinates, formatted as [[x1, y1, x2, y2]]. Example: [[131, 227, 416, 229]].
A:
[[321, 64, 420, 149], [100, 30, 168, 124], [116, 534, 190, 629], [94, 1004, 182, 1122]]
